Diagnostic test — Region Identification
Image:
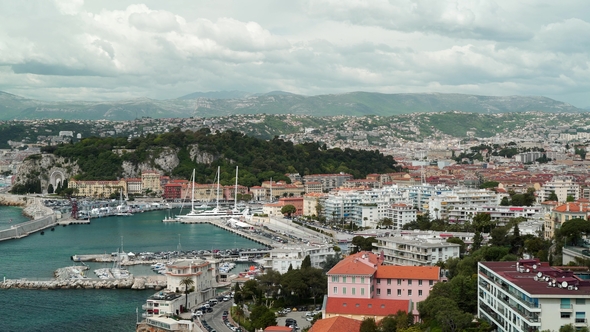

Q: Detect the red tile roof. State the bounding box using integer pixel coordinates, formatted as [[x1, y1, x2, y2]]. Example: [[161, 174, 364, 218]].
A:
[[309, 316, 362, 332], [375, 266, 440, 280], [264, 326, 293, 332], [327, 252, 381, 276], [325, 297, 409, 316], [553, 202, 590, 213]]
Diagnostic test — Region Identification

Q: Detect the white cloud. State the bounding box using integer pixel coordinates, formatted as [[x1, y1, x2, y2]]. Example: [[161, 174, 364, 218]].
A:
[[0, 0, 588, 107]]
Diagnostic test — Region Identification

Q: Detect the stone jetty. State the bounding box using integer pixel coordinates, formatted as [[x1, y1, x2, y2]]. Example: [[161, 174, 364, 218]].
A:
[[1, 276, 166, 290]]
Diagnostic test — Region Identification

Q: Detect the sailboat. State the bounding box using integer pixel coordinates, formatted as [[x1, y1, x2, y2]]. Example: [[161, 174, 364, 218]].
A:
[[176, 166, 239, 219], [162, 209, 177, 222], [115, 190, 133, 216]]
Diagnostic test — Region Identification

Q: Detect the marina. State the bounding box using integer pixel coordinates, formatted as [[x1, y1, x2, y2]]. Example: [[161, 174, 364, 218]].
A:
[[0, 206, 264, 331]]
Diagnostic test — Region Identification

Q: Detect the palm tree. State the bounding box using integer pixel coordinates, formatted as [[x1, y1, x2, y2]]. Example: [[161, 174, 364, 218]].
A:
[[179, 277, 195, 312]]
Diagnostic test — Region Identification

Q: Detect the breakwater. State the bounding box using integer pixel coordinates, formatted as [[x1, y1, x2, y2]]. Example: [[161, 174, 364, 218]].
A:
[[1, 275, 166, 290], [0, 214, 56, 242]]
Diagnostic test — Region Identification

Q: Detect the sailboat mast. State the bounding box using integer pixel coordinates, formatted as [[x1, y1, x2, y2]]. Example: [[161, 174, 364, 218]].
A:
[[234, 166, 238, 211], [216, 166, 220, 210], [191, 169, 195, 212]]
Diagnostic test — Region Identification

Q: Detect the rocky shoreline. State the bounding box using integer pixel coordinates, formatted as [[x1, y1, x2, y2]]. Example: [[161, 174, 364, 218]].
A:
[[1, 276, 166, 290]]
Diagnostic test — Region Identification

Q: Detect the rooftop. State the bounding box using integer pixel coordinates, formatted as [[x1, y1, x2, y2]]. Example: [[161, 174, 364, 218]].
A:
[[375, 265, 440, 280], [309, 316, 362, 332], [325, 297, 409, 317], [480, 260, 590, 297]]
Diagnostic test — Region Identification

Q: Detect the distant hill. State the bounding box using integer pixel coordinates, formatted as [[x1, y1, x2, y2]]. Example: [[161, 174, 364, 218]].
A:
[[0, 90, 584, 120], [178, 90, 252, 100]]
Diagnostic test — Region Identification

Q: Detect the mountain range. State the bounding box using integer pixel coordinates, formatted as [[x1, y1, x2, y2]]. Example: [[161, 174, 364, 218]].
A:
[[0, 90, 584, 121]]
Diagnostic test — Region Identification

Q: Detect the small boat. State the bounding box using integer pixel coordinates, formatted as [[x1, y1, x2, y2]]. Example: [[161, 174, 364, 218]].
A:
[[162, 210, 177, 222]]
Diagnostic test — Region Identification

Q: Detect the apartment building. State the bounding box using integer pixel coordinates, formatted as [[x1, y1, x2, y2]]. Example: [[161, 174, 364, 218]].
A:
[[68, 179, 127, 198], [141, 170, 162, 194], [262, 245, 335, 274], [544, 201, 590, 240], [373, 236, 461, 266], [478, 259, 590, 332], [537, 176, 580, 203], [387, 203, 416, 229], [303, 173, 354, 191], [303, 193, 328, 218], [446, 205, 543, 225], [428, 189, 503, 219]]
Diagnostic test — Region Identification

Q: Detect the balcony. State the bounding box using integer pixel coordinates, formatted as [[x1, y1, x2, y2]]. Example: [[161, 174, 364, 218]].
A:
[[560, 304, 573, 311], [142, 304, 152, 310], [575, 318, 587, 325]]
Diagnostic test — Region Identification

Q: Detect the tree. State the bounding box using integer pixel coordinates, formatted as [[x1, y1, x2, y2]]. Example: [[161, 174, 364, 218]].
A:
[[281, 204, 297, 218], [548, 191, 558, 201], [379, 218, 394, 229], [567, 195, 575, 202], [321, 252, 343, 273], [301, 255, 311, 269], [446, 237, 466, 255], [250, 305, 277, 329], [179, 277, 194, 312], [472, 231, 483, 251], [47, 184, 54, 194], [360, 317, 378, 332]]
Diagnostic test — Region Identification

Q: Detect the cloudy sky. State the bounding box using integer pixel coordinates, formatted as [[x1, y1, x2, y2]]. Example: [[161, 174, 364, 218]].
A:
[[0, 0, 589, 107]]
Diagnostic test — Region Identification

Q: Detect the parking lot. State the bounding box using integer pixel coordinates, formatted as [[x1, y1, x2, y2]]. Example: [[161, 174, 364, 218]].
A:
[[275, 310, 320, 330]]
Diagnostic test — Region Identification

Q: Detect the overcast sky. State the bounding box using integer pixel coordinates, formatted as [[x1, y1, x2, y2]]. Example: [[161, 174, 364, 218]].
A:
[[0, 0, 589, 107]]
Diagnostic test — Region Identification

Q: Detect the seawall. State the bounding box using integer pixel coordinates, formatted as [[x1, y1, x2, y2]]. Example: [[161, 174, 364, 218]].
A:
[[1, 276, 166, 290]]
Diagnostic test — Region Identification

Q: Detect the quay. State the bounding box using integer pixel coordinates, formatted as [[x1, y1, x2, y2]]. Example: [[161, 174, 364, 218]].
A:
[[179, 218, 275, 248], [0, 275, 167, 290]]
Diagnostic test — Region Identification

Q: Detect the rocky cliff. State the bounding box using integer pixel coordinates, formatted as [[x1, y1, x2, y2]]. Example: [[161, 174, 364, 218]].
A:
[[12, 154, 80, 193]]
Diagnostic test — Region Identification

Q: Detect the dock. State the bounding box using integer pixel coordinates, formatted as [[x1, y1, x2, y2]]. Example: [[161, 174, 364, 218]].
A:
[[180, 218, 274, 248], [59, 219, 90, 226]]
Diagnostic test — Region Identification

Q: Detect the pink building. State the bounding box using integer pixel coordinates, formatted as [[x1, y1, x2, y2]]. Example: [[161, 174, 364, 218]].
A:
[[326, 251, 441, 321], [373, 265, 440, 317]]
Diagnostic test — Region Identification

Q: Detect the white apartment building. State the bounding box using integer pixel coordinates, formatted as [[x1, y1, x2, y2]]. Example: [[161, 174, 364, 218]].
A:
[[373, 236, 461, 266], [142, 259, 215, 318], [537, 176, 580, 203], [428, 189, 503, 219], [478, 259, 590, 332], [387, 203, 416, 229], [407, 184, 453, 212], [261, 244, 335, 274], [447, 205, 544, 225]]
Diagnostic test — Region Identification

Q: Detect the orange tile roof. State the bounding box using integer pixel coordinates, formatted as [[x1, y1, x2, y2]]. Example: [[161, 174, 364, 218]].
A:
[[553, 202, 590, 213], [309, 316, 362, 332], [327, 252, 381, 276], [325, 297, 409, 317], [264, 326, 293, 332], [375, 266, 440, 280]]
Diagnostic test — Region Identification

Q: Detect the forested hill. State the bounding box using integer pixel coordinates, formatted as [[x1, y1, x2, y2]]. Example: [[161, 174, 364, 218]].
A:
[[39, 129, 400, 185]]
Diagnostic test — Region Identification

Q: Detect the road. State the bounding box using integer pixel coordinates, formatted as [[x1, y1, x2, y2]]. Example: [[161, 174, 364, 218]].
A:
[[276, 311, 313, 330], [199, 299, 234, 332]]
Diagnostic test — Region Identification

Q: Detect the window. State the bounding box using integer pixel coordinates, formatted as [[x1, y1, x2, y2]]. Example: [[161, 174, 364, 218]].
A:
[[343, 287, 346, 295], [376, 289, 380, 295], [429, 280, 434, 286], [408, 280, 412, 285], [352, 288, 356, 295], [361, 277, 365, 283], [333, 287, 337, 294], [361, 288, 365, 296], [342, 277, 347, 283], [408, 290, 412, 296], [418, 280, 423, 286], [419, 290, 423, 297], [397, 279, 402, 285], [576, 312, 586, 324], [397, 289, 401, 296], [332, 276, 338, 282], [561, 298, 571, 309], [577, 299, 586, 305], [387, 278, 391, 285], [377, 279, 381, 284], [387, 289, 391, 296], [352, 277, 356, 283], [561, 313, 571, 318]]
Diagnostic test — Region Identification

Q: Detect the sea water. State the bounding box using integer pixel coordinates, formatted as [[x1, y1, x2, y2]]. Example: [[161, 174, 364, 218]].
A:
[[0, 206, 261, 332]]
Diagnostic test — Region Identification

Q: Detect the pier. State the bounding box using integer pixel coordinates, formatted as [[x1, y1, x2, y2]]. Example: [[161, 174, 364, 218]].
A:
[[0, 214, 57, 242], [180, 218, 275, 248]]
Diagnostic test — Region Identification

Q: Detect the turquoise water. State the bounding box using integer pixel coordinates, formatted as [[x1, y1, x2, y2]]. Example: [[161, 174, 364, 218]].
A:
[[0, 206, 261, 331], [0, 205, 30, 230]]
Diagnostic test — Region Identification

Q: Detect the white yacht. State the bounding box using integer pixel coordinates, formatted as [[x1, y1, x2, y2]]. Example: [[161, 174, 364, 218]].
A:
[[176, 166, 240, 220]]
